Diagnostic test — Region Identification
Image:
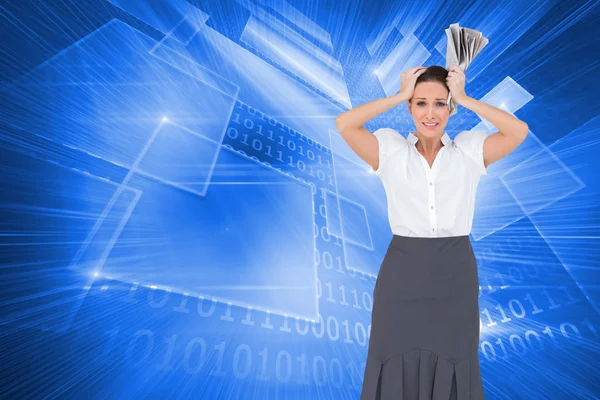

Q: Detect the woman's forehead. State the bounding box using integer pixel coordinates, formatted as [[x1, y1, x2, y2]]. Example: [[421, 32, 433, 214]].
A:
[[414, 83, 447, 97]]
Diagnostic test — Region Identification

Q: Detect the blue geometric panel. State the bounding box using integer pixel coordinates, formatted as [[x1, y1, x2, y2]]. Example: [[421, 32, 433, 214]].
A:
[[364, 13, 400, 56], [259, 0, 334, 52], [246, 7, 343, 76], [472, 167, 526, 241], [375, 32, 430, 97], [471, 122, 584, 241], [240, 10, 350, 108], [148, 37, 240, 98], [365, 2, 433, 58], [77, 145, 318, 321], [525, 115, 600, 313], [330, 147, 389, 276], [136, 122, 221, 198], [6, 19, 235, 173], [478, 77, 534, 130], [323, 188, 374, 251], [169, 11, 209, 45], [501, 137, 585, 216], [338, 197, 373, 250], [323, 189, 342, 237], [174, 19, 344, 146], [107, 0, 208, 42]]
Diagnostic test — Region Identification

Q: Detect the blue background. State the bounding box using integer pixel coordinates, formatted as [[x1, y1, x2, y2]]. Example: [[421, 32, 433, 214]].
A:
[[1, 0, 599, 398]]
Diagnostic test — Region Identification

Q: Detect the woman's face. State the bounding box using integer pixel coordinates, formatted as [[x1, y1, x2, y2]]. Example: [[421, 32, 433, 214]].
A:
[[408, 81, 450, 139]]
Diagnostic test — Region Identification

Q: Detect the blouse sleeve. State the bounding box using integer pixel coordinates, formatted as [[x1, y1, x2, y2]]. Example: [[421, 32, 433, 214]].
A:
[[454, 130, 488, 176], [372, 128, 406, 176]]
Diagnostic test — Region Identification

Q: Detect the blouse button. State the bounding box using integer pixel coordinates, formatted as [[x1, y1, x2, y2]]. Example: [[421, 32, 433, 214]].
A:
[[431, 206, 434, 209], [429, 182, 433, 186]]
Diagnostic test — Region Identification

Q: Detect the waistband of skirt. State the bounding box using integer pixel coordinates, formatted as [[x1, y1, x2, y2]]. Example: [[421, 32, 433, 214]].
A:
[[388, 234, 474, 258], [391, 234, 471, 242]]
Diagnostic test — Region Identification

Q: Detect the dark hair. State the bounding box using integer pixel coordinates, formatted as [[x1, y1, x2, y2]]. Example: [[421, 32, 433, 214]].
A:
[[409, 65, 449, 101]]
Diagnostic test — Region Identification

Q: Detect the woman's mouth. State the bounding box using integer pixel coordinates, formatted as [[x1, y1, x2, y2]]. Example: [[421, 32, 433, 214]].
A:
[[423, 122, 439, 130]]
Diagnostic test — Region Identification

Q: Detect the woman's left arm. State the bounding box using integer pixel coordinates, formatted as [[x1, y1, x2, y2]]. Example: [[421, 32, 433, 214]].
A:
[[447, 66, 529, 168]]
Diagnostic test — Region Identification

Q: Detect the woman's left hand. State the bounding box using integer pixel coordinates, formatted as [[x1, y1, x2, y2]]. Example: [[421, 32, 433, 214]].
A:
[[446, 65, 468, 104]]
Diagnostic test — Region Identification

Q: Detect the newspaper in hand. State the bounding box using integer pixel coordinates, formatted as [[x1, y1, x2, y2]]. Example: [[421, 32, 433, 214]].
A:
[[445, 23, 489, 115]]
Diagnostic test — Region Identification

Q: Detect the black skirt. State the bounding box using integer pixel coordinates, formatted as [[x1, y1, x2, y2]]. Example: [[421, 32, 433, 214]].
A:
[[360, 234, 485, 399]]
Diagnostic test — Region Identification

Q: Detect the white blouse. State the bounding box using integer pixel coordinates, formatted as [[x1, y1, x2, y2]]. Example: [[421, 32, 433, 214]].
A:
[[373, 128, 488, 238]]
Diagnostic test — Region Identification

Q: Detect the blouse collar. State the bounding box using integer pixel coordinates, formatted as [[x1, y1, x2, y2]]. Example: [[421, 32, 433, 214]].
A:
[[407, 131, 452, 146]]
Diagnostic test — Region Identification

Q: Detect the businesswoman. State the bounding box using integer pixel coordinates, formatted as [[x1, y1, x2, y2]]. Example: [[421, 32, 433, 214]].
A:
[[335, 65, 528, 399]]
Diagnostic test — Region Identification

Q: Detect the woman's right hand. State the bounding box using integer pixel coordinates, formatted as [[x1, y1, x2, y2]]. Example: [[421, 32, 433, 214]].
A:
[[399, 67, 427, 100]]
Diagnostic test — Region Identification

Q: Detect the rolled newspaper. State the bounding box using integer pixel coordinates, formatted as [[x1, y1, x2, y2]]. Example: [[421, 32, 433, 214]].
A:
[[444, 23, 489, 115]]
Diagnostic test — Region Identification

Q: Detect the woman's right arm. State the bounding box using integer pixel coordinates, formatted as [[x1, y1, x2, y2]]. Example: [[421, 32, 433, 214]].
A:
[[335, 93, 408, 171], [335, 67, 426, 171]]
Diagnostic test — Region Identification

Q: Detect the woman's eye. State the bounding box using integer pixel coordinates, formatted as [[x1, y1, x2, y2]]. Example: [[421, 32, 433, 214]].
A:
[[417, 102, 446, 106]]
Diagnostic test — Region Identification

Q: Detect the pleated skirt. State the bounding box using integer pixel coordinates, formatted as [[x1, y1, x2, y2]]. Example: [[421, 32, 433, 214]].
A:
[[360, 234, 485, 400]]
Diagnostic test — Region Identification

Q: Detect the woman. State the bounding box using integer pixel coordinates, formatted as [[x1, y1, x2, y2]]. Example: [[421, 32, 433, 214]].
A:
[[335, 65, 528, 399]]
